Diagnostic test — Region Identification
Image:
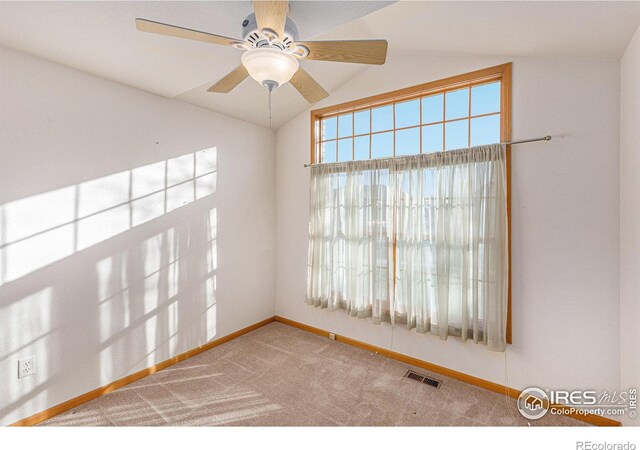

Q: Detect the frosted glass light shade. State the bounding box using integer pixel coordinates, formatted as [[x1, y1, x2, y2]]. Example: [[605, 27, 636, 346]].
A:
[[241, 48, 299, 87]]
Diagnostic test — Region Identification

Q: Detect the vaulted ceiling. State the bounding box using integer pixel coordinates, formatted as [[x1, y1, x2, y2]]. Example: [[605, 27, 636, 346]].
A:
[[1, 1, 639, 129]]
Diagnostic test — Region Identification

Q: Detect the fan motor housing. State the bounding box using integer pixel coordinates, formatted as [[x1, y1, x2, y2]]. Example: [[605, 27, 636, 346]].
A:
[[241, 13, 299, 50]]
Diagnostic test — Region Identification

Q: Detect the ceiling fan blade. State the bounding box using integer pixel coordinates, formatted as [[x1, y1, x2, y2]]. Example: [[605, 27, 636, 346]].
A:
[[290, 66, 329, 103], [294, 40, 388, 65], [135, 18, 241, 47], [252, 1, 288, 42], [207, 65, 249, 93]]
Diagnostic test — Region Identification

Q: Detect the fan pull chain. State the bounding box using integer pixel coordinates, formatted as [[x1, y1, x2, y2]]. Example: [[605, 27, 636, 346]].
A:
[[268, 88, 272, 129], [262, 80, 277, 129]]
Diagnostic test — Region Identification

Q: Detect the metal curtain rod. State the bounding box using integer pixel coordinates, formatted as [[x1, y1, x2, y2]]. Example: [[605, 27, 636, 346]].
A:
[[506, 135, 552, 145], [303, 135, 552, 167]]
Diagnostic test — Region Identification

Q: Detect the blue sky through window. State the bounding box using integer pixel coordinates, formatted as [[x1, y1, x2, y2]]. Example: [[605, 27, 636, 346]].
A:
[[372, 105, 393, 132], [338, 138, 353, 162], [445, 120, 468, 150], [471, 115, 500, 146], [355, 136, 370, 160], [446, 88, 469, 120], [322, 140, 336, 163], [395, 99, 420, 128], [422, 124, 443, 153], [396, 127, 420, 156], [338, 114, 353, 138], [372, 132, 393, 158], [318, 81, 501, 162], [354, 110, 370, 135], [422, 94, 443, 124], [471, 82, 500, 115], [322, 116, 336, 141]]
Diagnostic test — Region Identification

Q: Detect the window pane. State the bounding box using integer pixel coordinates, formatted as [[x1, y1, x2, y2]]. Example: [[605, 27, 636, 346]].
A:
[[372, 105, 393, 132], [445, 120, 468, 150], [422, 124, 443, 153], [422, 94, 443, 123], [470, 114, 500, 146], [322, 116, 337, 140], [337, 138, 353, 162], [354, 110, 370, 135], [471, 82, 500, 116], [395, 127, 420, 156], [322, 140, 337, 162], [338, 113, 353, 138], [354, 136, 370, 160], [445, 88, 469, 120], [395, 99, 420, 128], [371, 132, 393, 158]]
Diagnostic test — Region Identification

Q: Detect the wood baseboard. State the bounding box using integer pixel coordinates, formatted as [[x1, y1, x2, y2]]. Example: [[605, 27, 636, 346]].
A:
[[10, 316, 276, 427], [274, 316, 621, 427]]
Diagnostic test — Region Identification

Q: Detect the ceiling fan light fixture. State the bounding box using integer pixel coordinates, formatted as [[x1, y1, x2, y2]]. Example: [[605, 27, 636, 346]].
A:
[[136, 1, 387, 105], [241, 48, 299, 89]]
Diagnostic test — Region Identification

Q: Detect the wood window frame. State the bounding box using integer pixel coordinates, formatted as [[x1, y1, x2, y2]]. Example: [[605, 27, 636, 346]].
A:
[[310, 63, 513, 344]]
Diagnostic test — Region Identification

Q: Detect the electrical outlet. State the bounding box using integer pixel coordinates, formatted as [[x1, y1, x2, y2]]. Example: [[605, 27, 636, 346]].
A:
[[18, 356, 36, 378], [329, 332, 336, 340]]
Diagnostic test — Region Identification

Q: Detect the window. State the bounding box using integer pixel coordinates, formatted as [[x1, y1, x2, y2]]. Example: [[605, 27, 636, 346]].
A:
[[309, 64, 512, 344], [311, 64, 510, 164]]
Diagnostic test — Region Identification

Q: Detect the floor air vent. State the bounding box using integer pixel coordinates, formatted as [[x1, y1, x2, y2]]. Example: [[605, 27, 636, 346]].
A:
[[404, 370, 442, 388]]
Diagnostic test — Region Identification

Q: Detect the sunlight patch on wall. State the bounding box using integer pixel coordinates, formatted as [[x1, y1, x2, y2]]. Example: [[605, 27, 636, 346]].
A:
[[0, 147, 217, 285], [206, 208, 217, 341], [168, 300, 179, 355], [206, 275, 217, 342], [92, 204, 218, 381], [208, 208, 218, 273]]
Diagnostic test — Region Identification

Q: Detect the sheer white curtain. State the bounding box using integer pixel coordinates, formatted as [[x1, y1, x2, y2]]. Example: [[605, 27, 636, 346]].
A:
[[393, 144, 508, 351], [307, 144, 509, 351], [306, 159, 394, 322]]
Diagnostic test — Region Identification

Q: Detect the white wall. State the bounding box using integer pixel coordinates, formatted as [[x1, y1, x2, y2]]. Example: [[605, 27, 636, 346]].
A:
[[0, 47, 276, 426], [620, 25, 640, 427], [276, 53, 621, 405]]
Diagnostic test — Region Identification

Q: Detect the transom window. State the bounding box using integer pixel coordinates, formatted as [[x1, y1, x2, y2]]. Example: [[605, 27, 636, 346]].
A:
[[311, 65, 509, 164]]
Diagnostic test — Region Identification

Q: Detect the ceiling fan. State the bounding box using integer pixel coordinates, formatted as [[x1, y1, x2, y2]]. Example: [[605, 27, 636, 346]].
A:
[[135, 0, 388, 105]]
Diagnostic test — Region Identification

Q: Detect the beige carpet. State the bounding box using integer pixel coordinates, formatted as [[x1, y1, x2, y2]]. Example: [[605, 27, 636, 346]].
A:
[[40, 322, 584, 426]]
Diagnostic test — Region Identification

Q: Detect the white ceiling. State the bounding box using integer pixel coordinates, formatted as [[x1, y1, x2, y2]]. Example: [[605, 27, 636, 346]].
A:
[[343, 1, 640, 59], [1, 1, 639, 129]]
